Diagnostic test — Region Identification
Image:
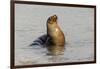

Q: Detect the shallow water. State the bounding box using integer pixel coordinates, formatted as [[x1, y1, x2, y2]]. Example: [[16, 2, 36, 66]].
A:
[[15, 4, 94, 65]]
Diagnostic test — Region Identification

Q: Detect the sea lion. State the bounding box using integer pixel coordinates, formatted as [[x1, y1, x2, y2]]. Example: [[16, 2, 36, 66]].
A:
[[30, 15, 65, 55], [46, 15, 65, 55]]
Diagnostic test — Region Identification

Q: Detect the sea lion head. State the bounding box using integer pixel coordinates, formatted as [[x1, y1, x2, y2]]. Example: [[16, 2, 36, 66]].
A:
[[47, 15, 58, 24]]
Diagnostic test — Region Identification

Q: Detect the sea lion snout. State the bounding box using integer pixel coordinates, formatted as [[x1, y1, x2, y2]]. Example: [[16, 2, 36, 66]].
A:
[[52, 15, 57, 19], [51, 15, 57, 21]]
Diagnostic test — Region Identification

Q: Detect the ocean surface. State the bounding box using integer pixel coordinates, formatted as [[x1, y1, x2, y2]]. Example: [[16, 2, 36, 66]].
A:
[[15, 4, 95, 65]]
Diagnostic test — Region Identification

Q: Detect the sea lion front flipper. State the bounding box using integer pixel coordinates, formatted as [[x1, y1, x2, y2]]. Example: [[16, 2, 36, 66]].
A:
[[30, 34, 48, 47]]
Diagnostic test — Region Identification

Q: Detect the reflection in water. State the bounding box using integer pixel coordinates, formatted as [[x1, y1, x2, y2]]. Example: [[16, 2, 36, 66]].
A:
[[15, 40, 94, 65], [48, 55, 64, 63], [46, 45, 65, 56]]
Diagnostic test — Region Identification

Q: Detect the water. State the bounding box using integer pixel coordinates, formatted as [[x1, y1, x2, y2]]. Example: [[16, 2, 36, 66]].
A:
[[15, 4, 94, 65]]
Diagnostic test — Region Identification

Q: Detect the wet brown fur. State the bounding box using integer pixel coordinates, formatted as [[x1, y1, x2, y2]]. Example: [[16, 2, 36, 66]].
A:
[[47, 15, 65, 55]]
